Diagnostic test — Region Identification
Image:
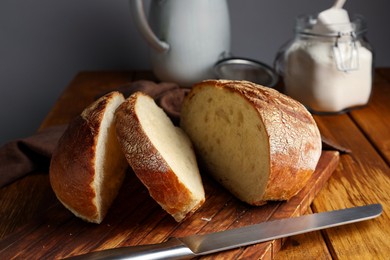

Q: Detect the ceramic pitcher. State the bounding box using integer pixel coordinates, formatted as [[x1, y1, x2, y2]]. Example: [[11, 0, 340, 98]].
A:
[[130, 0, 231, 86]]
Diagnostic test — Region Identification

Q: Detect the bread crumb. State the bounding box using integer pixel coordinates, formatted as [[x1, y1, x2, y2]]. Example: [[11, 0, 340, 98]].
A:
[[201, 217, 212, 222]]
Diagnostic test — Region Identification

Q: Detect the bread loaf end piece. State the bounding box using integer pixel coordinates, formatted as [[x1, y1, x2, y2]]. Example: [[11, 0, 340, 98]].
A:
[[180, 80, 322, 205], [50, 91, 128, 223], [115, 92, 205, 222]]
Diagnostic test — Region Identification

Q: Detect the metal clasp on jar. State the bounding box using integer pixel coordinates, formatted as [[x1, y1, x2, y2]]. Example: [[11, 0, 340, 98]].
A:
[[333, 31, 359, 72]]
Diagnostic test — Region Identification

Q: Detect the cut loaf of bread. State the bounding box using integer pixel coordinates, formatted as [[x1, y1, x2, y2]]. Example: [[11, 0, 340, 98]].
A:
[[180, 80, 322, 205], [50, 91, 128, 223], [115, 92, 205, 222]]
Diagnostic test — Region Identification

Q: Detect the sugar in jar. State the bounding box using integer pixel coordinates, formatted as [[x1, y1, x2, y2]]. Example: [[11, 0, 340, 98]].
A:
[[275, 14, 373, 114]]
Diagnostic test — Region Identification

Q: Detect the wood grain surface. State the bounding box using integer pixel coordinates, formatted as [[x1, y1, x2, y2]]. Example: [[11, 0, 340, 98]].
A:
[[0, 151, 338, 259]]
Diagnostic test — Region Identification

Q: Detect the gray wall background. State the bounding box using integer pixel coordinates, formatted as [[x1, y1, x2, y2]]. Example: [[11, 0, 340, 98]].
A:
[[1, 0, 389, 146]]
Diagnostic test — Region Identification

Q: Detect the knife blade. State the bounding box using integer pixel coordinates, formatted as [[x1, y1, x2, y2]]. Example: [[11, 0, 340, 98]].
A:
[[66, 203, 382, 260]]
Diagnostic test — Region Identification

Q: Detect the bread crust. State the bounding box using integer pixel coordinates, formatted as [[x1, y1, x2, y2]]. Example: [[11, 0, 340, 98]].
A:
[[50, 91, 126, 223], [184, 80, 322, 204], [50, 116, 98, 220], [115, 92, 204, 222]]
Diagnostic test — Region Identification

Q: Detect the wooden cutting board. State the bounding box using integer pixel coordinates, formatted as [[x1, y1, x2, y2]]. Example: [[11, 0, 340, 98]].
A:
[[0, 151, 339, 259]]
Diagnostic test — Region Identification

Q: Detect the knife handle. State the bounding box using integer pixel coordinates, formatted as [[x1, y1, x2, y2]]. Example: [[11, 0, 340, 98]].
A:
[[65, 237, 195, 260]]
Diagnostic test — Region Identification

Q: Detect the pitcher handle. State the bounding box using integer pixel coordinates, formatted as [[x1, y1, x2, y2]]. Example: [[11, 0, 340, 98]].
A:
[[130, 0, 170, 53]]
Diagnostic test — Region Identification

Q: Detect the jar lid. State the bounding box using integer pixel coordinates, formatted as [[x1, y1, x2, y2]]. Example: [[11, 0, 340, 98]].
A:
[[214, 57, 279, 87]]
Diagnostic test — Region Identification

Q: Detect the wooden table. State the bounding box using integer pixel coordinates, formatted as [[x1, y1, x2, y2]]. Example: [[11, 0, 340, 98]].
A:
[[0, 69, 389, 259]]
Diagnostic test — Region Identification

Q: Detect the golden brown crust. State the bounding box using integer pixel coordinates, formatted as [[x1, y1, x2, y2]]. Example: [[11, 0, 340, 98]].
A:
[[50, 115, 98, 220], [189, 80, 322, 204], [50, 91, 126, 223], [115, 92, 203, 221]]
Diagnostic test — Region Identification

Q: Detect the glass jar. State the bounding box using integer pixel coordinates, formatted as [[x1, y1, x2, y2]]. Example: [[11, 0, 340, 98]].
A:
[[275, 14, 374, 114]]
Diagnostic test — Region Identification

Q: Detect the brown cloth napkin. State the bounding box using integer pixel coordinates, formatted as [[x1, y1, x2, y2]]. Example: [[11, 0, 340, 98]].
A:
[[0, 125, 67, 187], [0, 80, 349, 188]]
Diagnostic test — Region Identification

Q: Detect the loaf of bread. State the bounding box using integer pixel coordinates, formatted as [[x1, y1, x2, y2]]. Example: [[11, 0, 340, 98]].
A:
[[115, 92, 205, 222], [180, 80, 322, 205], [50, 91, 128, 223]]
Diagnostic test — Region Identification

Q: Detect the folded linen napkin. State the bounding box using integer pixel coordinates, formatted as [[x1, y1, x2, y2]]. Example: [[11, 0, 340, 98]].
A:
[[0, 80, 349, 188], [0, 125, 67, 188]]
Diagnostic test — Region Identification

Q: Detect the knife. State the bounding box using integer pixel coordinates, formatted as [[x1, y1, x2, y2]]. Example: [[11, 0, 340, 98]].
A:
[[66, 203, 382, 260]]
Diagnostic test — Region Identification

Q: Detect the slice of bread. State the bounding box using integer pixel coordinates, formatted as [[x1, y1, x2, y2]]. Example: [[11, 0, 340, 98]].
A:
[[115, 92, 205, 222], [180, 80, 322, 205], [50, 91, 128, 223]]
